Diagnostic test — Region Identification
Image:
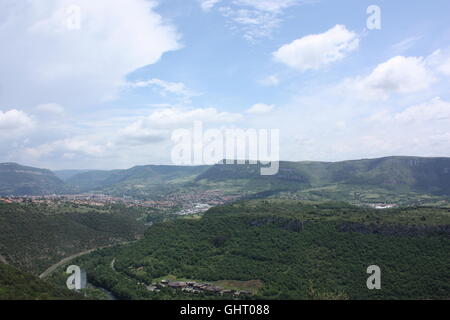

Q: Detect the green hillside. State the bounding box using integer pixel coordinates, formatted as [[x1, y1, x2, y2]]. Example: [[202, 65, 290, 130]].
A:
[[50, 200, 450, 300], [66, 165, 210, 195], [319, 157, 450, 195], [54, 169, 94, 181], [0, 163, 65, 196], [197, 157, 450, 195], [0, 202, 146, 275], [0, 262, 82, 300], [190, 157, 450, 206]]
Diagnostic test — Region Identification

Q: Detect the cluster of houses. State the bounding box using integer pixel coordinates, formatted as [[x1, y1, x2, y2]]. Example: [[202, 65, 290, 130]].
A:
[[0, 194, 134, 207], [146, 279, 252, 297], [1, 189, 242, 212]]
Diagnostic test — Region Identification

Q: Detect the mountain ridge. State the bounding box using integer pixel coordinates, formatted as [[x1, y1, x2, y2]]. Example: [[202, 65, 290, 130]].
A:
[[1, 156, 450, 198]]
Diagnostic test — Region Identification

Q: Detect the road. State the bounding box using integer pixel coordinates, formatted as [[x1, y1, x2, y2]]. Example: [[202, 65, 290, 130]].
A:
[[39, 242, 130, 279]]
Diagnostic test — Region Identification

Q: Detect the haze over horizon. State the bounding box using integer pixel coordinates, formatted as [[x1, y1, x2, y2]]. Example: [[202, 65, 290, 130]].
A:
[[1, 0, 450, 170]]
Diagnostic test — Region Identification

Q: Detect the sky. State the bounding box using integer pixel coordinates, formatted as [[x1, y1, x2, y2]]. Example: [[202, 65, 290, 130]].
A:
[[1, 0, 450, 170]]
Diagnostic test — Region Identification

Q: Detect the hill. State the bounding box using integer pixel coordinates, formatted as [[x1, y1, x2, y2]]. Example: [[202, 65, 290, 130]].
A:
[[66, 165, 210, 194], [197, 157, 450, 195], [0, 262, 82, 300], [0, 163, 65, 196], [54, 169, 94, 181], [0, 202, 146, 275], [192, 157, 450, 206], [65, 165, 210, 199], [315, 156, 450, 195]]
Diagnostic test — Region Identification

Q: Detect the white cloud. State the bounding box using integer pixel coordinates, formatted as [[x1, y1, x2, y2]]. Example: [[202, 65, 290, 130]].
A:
[[0, 0, 180, 109], [369, 97, 450, 125], [129, 79, 199, 103], [258, 75, 280, 87], [0, 109, 34, 132], [35, 103, 65, 116], [147, 107, 243, 127], [219, 7, 280, 40], [441, 61, 450, 76], [236, 0, 300, 12], [111, 106, 244, 147], [6, 105, 243, 164], [339, 56, 436, 100], [117, 121, 166, 146], [25, 137, 107, 159], [345, 98, 450, 158], [115, 107, 243, 146], [246, 103, 275, 114], [426, 49, 450, 76], [392, 97, 450, 123], [273, 25, 359, 71], [390, 36, 422, 53], [199, 0, 223, 11], [335, 121, 347, 129], [201, 0, 303, 41]]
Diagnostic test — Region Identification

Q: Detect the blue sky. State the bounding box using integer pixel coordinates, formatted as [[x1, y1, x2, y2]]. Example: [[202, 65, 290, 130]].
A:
[[1, 0, 450, 169]]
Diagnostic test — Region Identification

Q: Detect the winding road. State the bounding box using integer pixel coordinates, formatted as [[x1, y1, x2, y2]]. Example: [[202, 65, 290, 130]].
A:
[[39, 242, 131, 279]]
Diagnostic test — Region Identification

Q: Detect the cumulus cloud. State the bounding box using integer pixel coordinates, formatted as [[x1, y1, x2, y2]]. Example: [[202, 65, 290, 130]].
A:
[[395, 97, 450, 122], [0, 0, 180, 109], [24, 137, 108, 159], [246, 103, 275, 114], [349, 99, 450, 157], [369, 97, 450, 123], [14, 105, 243, 163], [426, 49, 450, 76], [117, 121, 167, 146], [273, 25, 359, 71], [0, 109, 34, 132], [114, 107, 243, 146], [339, 56, 436, 100]]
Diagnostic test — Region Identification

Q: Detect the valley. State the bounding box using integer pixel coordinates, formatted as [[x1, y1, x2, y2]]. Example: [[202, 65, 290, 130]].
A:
[[46, 200, 450, 300], [2, 156, 450, 208], [1, 156, 450, 300]]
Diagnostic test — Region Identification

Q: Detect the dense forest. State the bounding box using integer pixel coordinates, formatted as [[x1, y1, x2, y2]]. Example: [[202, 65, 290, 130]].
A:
[[0, 202, 146, 275], [48, 200, 450, 300], [0, 262, 82, 300]]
